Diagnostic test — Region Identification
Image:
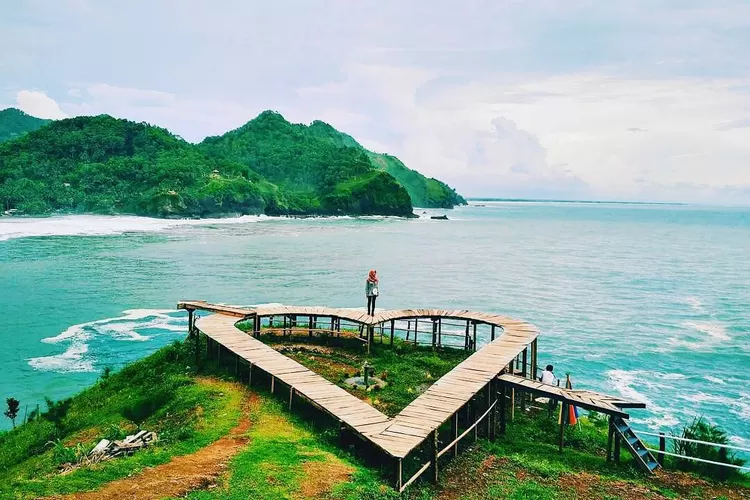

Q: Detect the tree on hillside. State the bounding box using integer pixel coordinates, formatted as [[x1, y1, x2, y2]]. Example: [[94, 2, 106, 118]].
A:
[[4, 397, 20, 428]]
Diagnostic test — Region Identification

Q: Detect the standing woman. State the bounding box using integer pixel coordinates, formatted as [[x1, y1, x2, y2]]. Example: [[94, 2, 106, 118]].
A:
[[365, 269, 379, 315]]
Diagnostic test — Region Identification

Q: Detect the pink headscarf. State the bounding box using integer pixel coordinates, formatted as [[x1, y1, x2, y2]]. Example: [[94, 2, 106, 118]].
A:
[[367, 269, 378, 283]]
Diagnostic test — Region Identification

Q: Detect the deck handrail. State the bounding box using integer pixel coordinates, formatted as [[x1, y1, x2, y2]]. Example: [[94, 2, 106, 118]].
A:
[[642, 448, 750, 471], [632, 429, 750, 454]]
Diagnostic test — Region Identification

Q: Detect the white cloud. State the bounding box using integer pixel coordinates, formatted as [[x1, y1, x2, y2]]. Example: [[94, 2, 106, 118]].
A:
[[15, 90, 67, 119]]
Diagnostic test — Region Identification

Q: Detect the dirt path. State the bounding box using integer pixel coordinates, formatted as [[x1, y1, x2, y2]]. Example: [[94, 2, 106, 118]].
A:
[[55, 392, 257, 500]]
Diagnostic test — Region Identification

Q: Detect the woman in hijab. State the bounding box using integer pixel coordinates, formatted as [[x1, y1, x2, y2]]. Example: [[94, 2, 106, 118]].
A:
[[365, 269, 379, 315]]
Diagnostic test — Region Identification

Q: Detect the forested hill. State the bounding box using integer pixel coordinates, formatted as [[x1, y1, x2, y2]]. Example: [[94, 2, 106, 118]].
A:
[[305, 120, 466, 208], [0, 108, 50, 144], [0, 113, 413, 217]]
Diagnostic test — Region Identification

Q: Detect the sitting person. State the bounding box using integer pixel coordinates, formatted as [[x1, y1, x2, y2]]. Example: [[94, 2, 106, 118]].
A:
[[540, 364, 556, 385]]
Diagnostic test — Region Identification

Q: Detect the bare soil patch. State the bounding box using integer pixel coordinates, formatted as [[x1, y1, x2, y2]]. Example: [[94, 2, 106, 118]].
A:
[[296, 456, 355, 499]]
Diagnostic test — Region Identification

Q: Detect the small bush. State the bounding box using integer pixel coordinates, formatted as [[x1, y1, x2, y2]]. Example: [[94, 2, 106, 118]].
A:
[[671, 417, 746, 481]]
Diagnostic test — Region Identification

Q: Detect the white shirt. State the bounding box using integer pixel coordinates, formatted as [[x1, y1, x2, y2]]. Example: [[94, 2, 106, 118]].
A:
[[540, 370, 556, 385]]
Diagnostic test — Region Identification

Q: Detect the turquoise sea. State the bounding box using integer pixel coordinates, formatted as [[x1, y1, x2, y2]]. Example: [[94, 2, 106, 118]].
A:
[[1, 203, 748, 450]]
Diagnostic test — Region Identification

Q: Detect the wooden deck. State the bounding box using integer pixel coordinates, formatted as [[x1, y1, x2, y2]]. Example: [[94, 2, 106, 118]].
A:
[[497, 374, 645, 418], [185, 302, 540, 460]]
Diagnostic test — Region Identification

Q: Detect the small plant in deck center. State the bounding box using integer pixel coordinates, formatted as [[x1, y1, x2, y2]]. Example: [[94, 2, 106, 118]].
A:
[[4, 397, 20, 428]]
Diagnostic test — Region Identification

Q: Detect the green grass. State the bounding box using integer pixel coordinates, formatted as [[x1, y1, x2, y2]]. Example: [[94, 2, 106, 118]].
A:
[[0, 341, 245, 499], [259, 331, 471, 417]]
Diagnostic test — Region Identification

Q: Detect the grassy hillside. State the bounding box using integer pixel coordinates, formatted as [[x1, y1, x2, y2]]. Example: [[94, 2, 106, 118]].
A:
[[0, 108, 50, 144], [306, 120, 466, 208], [1, 337, 747, 499]]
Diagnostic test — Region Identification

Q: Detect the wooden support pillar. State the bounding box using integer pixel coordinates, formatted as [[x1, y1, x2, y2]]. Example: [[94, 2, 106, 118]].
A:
[[489, 379, 497, 441], [658, 432, 666, 466], [451, 412, 459, 456], [438, 318, 442, 347], [472, 322, 478, 352], [283, 315, 288, 336], [499, 382, 507, 435], [485, 383, 491, 436], [194, 330, 201, 370], [510, 388, 515, 422], [188, 309, 195, 338], [465, 320, 470, 350], [395, 458, 403, 491], [248, 363, 254, 386], [614, 431, 621, 463], [217, 342, 221, 362], [531, 339, 538, 380], [414, 319, 418, 345], [405, 320, 410, 340], [429, 429, 439, 483], [432, 318, 438, 350], [330, 317, 335, 331], [390, 320, 395, 346], [253, 314, 260, 338], [235, 353, 239, 374], [271, 375, 275, 394], [491, 324, 495, 341], [522, 348, 528, 378], [289, 387, 294, 410], [558, 403, 568, 452], [472, 398, 478, 441], [606, 416, 614, 462], [308, 315, 313, 337]]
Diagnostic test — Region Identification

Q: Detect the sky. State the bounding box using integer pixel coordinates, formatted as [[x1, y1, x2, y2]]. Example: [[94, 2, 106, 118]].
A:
[[1, 1, 749, 204]]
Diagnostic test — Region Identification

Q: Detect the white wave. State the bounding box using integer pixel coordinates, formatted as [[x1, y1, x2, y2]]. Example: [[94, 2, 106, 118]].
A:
[[667, 320, 730, 350], [704, 375, 727, 385], [631, 413, 681, 430], [685, 296, 704, 312], [605, 369, 652, 406], [0, 214, 267, 241], [29, 308, 187, 373], [42, 309, 177, 343], [28, 342, 94, 373]]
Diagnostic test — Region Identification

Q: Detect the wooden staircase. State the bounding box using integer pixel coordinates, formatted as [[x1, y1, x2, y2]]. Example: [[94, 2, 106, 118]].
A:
[[613, 416, 660, 473]]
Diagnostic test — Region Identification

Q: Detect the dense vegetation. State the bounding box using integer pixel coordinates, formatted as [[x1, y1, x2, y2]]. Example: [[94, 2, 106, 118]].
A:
[[305, 120, 466, 208], [200, 111, 413, 216], [0, 108, 50, 144], [0, 108, 463, 217]]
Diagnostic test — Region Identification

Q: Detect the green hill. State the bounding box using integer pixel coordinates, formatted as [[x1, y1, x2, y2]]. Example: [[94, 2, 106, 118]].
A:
[[0, 108, 51, 144], [0, 115, 280, 217], [306, 120, 466, 208], [199, 111, 413, 216], [0, 112, 414, 217]]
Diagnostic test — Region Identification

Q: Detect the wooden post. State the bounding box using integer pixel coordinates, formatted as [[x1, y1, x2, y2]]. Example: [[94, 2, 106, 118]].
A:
[[330, 317, 335, 331], [485, 383, 491, 436], [217, 342, 221, 362], [390, 320, 395, 346], [271, 375, 275, 394], [614, 431, 621, 463], [253, 314, 260, 338], [451, 412, 459, 456], [472, 398, 478, 441], [489, 378, 497, 442], [395, 458, 403, 491], [429, 429, 439, 483], [531, 339, 538, 381], [491, 324, 495, 341], [510, 388, 515, 422], [606, 417, 614, 461], [406, 320, 411, 340], [188, 309, 195, 338], [289, 387, 294, 410], [432, 319, 437, 350], [308, 315, 313, 337], [235, 353, 239, 374], [414, 319, 418, 345], [472, 321, 477, 351], [658, 432, 666, 466], [283, 315, 288, 336], [522, 348, 528, 378], [438, 318, 442, 347], [194, 330, 200, 369], [558, 403, 567, 452], [465, 320, 470, 350], [499, 383, 507, 435], [248, 363, 253, 386]]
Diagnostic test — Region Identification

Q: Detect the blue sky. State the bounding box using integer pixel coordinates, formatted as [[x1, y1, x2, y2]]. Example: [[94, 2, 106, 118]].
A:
[[2, 1, 749, 203]]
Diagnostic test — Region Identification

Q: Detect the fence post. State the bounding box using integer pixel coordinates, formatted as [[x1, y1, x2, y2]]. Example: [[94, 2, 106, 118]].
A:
[[658, 432, 666, 466], [430, 429, 439, 483]]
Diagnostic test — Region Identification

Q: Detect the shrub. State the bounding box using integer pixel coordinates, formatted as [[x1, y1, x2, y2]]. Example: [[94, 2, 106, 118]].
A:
[[671, 417, 746, 481], [4, 398, 20, 428]]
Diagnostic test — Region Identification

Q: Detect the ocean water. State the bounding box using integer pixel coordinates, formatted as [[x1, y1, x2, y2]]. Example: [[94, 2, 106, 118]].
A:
[[1, 204, 748, 450]]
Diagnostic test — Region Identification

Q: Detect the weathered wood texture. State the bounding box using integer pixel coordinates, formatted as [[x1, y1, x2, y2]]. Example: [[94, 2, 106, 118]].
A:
[[497, 374, 645, 418], [188, 302, 540, 460]]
